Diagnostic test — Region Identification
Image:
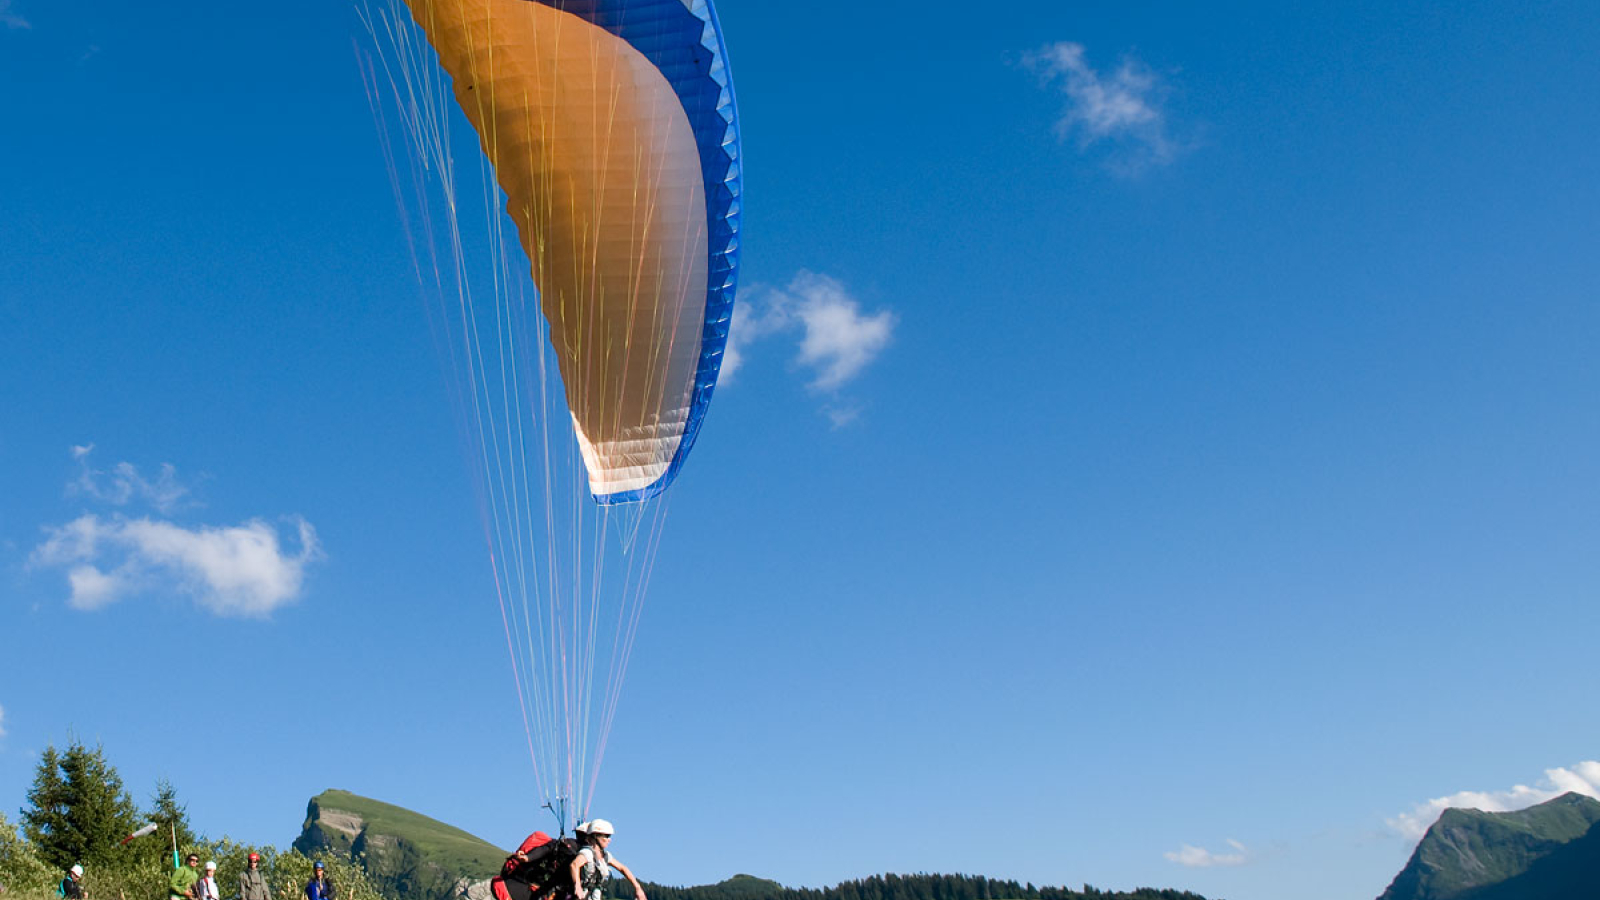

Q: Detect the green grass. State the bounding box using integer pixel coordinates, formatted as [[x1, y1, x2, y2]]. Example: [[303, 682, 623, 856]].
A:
[[300, 790, 507, 880]]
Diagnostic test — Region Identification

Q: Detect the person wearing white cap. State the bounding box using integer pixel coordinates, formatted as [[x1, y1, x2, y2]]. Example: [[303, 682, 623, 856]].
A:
[[567, 820, 644, 900], [59, 865, 86, 900], [191, 863, 220, 900]]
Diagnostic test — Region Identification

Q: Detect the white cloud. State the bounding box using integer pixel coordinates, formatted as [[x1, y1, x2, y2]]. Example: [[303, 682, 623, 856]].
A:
[[32, 514, 321, 617], [792, 274, 897, 390], [723, 289, 793, 383], [0, 703, 7, 739], [0, 0, 29, 29], [1024, 42, 1179, 170], [1387, 761, 1600, 842], [822, 403, 862, 429], [1165, 839, 1249, 868], [66, 564, 125, 610], [725, 271, 896, 395], [68, 445, 193, 513]]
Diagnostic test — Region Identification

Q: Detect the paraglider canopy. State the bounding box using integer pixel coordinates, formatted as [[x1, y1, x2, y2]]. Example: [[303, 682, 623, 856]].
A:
[[364, 0, 742, 828], [401, 0, 742, 504]]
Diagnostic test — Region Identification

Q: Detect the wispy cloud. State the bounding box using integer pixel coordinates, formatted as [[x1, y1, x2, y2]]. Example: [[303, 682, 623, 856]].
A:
[[1024, 41, 1180, 171], [34, 445, 321, 617], [723, 293, 790, 383], [1387, 761, 1600, 842], [1164, 839, 1249, 868], [1, 0, 30, 30], [725, 271, 896, 403], [0, 703, 7, 739], [69, 445, 193, 513], [32, 514, 321, 617], [793, 275, 897, 391], [822, 403, 862, 429]]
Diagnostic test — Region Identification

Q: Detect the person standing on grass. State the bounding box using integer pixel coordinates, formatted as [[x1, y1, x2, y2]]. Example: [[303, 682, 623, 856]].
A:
[[240, 853, 270, 900]]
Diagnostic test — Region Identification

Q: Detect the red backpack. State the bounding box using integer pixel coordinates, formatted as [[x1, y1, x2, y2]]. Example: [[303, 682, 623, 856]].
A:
[[491, 833, 579, 900]]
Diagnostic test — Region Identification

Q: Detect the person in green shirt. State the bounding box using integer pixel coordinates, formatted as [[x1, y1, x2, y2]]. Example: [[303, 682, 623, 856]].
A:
[[169, 854, 201, 900]]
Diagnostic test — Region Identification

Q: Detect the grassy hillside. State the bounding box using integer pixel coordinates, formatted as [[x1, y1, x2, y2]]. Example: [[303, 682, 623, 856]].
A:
[[293, 790, 507, 900], [1378, 792, 1600, 900], [1457, 818, 1600, 899]]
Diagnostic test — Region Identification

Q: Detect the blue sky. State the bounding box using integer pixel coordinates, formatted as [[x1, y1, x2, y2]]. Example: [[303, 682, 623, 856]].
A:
[[3, 1, 1599, 899]]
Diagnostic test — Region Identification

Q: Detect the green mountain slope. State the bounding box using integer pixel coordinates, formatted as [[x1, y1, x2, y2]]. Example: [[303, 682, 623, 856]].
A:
[[1377, 792, 1600, 900], [291, 793, 1212, 900], [1456, 820, 1600, 900], [698, 875, 787, 898], [292, 790, 507, 900]]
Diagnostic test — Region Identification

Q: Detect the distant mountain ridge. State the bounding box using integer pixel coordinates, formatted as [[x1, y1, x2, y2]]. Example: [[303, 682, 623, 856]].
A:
[[291, 791, 1213, 900], [643, 873, 1209, 900], [1377, 791, 1600, 900]]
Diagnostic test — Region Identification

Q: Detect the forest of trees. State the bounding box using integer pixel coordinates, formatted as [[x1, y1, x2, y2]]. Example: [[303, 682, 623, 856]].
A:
[[0, 742, 1210, 900], [640, 873, 1210, 900], [0, 740, 381, 900]]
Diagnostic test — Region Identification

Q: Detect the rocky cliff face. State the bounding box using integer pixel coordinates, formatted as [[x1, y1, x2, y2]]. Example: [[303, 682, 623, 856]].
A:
[[292, 791, 505, 900], [1377, 792, 1600, 900]]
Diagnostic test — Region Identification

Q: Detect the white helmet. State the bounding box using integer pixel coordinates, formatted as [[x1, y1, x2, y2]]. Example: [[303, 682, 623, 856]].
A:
[[71, 866, 84, 877], [205, 862, 217, 871], [586, 819, 614, 836]]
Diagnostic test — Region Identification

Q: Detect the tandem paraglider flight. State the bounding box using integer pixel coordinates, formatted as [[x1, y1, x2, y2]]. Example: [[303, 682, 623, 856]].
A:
[[360, 0, 742, 849]]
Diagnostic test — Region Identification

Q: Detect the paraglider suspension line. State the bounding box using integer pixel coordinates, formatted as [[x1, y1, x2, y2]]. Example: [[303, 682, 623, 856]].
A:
[[543, 797, 569, 837]]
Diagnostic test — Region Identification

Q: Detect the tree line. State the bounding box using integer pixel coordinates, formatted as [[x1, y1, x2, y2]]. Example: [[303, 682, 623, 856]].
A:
[[637, 874, 1210, 900], [0, 741, 381, 900], [0, 741, 1211, 900]]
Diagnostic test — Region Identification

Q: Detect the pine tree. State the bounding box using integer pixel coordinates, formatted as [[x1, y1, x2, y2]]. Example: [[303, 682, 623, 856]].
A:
[[148, 778, 197, 859], [22, 746, 69, 867], [21, 740, 142, 870]]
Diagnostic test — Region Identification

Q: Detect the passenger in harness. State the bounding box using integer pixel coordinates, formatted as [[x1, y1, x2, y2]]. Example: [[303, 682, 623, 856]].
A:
[[491, 831, 578, 900], [568, 820, 645, 900]]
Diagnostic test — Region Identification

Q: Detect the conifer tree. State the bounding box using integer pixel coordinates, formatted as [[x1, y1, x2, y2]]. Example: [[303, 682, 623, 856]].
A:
[[148, 778, 197, 858], [21, 745, 69, 867], [21, 740, 141, 870]]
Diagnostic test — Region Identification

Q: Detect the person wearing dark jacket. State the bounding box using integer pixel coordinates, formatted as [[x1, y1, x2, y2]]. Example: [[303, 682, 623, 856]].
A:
[[59, 865, 85, 900], [491, 831, 578, 900], [306, 862, 335, 900]]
